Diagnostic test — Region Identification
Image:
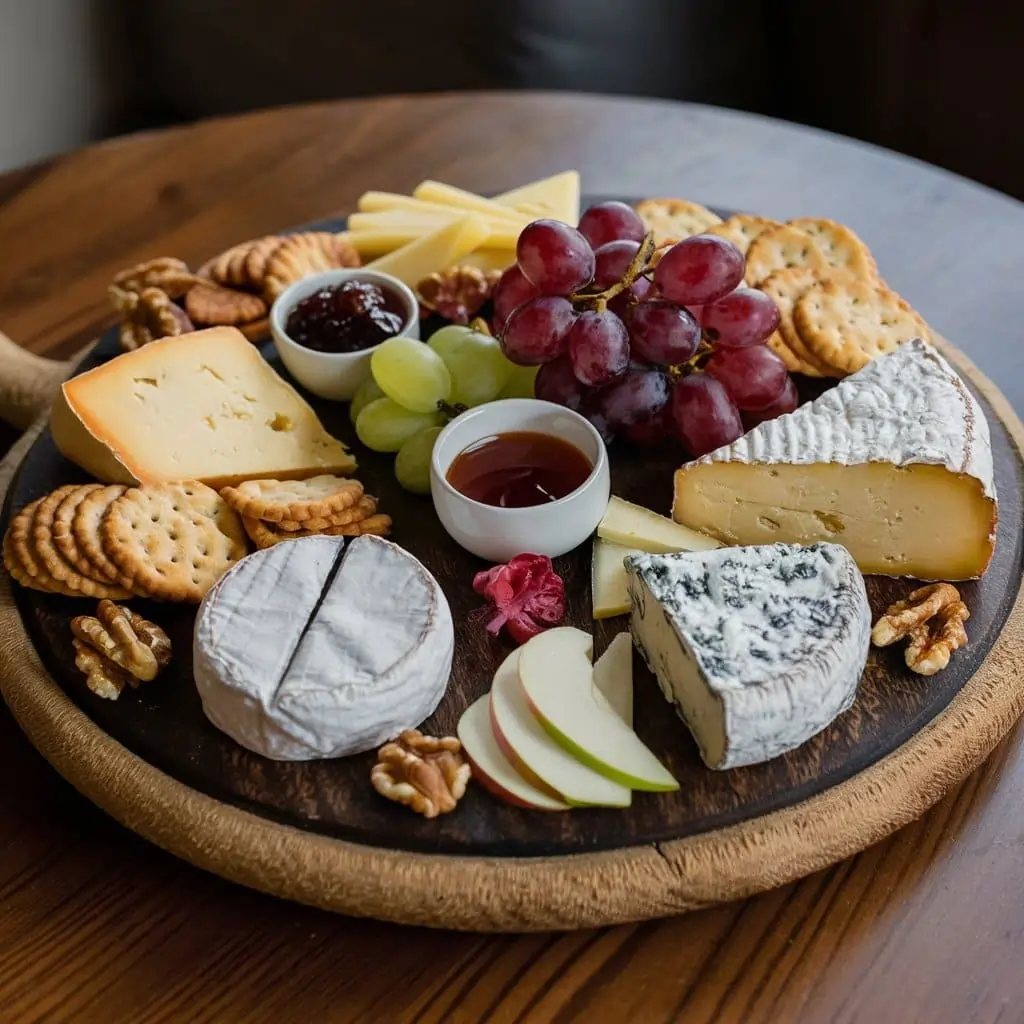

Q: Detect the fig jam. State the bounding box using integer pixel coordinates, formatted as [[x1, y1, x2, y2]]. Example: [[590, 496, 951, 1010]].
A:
[[285, 279, 406, 353], [447, 431, 593, 508]]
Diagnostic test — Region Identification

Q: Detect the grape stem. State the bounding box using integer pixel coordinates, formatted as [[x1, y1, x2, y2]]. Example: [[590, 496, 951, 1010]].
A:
[[469, 316, 492, 336], [570, 232, 657, 309], [437, 399, 468, 420]]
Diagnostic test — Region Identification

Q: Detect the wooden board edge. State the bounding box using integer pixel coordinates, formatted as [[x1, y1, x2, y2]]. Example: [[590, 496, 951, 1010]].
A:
[[1, 339, 1023, 933]]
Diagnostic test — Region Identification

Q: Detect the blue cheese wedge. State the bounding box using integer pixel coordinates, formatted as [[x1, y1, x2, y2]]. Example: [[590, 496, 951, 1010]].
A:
[[194, 534, 453, 761], [625, 543, 870, 769]]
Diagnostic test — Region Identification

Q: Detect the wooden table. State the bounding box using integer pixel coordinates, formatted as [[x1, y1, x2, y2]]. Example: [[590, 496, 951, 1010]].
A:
[[1, 92, 1022, 1024]]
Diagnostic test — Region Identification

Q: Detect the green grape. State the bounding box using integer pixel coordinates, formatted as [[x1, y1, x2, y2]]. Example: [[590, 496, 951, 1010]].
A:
[[349, 377, 385, 425], [394, 426, 443, 494], [371, 337, 451, 413], [500, 363, 540, 399], [355, 397, 442, 453], [427, 325, 512, 408]]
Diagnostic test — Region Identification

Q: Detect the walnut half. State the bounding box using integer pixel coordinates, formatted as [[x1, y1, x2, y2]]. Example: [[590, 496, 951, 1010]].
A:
[[872, 583, 970, 676], [371, 728, 470, 818], [416, 266, 501, 325]]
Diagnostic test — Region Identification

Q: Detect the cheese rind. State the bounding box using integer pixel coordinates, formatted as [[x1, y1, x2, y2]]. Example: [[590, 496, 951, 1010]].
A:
[[626, 543, 870, 769], [51, 327, 355, 488], [194, 535, 454, 761], [673, 339, 997, 579]]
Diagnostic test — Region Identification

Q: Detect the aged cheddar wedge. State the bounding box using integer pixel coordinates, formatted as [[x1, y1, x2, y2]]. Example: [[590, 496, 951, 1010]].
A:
[[673, 340, 997, 579], [51, 327, 356, 488], [494, 171, 581, 224], [365, 214, 491, 286]]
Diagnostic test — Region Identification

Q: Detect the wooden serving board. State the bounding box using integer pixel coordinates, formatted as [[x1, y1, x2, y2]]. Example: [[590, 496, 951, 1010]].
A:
[[2, 210, 1024, 931]]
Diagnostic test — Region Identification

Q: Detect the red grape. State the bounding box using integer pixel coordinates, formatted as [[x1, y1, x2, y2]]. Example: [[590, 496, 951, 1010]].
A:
[[535, 354, 586, 410], [577, 201, 646, 249], [593, 240, 641, 288], [621, 401, 674, 447], [567, 310, 630, 386], [744, 377, 798, 426], [492, 264, 540, 330], [578, 390, 616, 444], [627, 300, 701, 367], [499, 296, 575, 365], [672, 373, 744, 457], [654, 235, 745, 306], [705, 345, 789, 411], [516, 220, 595, 296], [598, 368, 671, 431], [607, 279, 653, 319], [702, 288, 781, 347]]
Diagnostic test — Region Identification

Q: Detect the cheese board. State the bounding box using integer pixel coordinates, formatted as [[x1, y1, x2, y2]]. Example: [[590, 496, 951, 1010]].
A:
[[1, 180, 1023, 932]]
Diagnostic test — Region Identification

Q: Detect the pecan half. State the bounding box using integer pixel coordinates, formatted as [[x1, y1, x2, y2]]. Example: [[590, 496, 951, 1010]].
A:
[[371, 728, 470, 818]]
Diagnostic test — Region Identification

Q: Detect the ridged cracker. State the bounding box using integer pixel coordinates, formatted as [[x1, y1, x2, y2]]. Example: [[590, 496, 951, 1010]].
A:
[[220, 475, 363, 524], [263, 232, 361, 301], [243, 513, 392, 550], [744, 224, 832, 286], [244, 236, 285, 288], [787, 218, 878, 281], [69, 485, 136, 590], [185, 280, 268, 327], [793, 279, 931, 374], [705, 214, 780, 256], [275, 494, 377, 532], [3, 500, 79, 596], [634, 199, 722, 246], [33, 485, 133, 599], [101, 482, 247, 603]]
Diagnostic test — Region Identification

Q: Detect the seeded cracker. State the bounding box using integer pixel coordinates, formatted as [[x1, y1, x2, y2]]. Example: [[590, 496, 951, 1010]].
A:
[[101, 481, 247, 602], [787, 218, 878, 281], [705, 214, 780, 256], [633, 199, 722, 246], [221, 475, 363, 524], [743, 224, 831, 286]]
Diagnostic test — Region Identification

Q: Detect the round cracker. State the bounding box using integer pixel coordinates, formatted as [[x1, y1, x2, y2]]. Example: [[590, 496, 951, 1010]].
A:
[[274, 494, 377, 532], [787, 218, 878, 281], [71, 485, 135, 589], [243, 236, 284, 289], [744, 224, 832, 286], [220, 475, 363, 524], [704, 214, 780, 256], [793, 279, 931, 375], [33, 485, 132, 599], [185, 281, 267, 327], [634, 199, 722, 246], [4, 500, 80, 596], [243, 513, 392, 550], [263, 232, 361, 301], [765, 331, 819, 377], [101, 482, 247, 603]]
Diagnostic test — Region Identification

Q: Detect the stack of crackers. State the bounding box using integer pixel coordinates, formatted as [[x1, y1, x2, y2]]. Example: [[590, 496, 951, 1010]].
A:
[[3, 474, 388, 603], [221, 476, 391, 551], [108, 232, 360, 351], [635, 199, 931, 378]]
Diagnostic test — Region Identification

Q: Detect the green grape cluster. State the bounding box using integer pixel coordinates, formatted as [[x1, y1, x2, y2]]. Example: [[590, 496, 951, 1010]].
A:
[[351, 325, 538, 494]]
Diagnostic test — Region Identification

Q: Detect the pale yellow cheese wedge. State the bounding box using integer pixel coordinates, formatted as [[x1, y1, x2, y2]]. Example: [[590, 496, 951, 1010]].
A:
[[365, 214, 492, 286], [597, 496, 723, 555], [357, 191, 527, 225], [413, 180, 540, 225], [451, 247, 517, 273], [493, 171, 581, 225]]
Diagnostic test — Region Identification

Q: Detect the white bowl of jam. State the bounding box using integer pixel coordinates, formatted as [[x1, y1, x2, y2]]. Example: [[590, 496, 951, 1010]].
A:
[[270, 268, 419, 401], [430, 398, 611, 562]]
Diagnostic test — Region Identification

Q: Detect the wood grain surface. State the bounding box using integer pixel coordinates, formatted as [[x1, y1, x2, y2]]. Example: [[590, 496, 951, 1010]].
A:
[[2, 92, 1023, 1022]]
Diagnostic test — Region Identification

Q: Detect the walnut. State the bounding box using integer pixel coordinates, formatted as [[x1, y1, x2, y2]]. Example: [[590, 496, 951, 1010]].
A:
[[111, 285, 193, 351], [416, 266, 500, 325], [371, 728, 470, 818], [71, 600, 172, 697], [113, 257, 199, 300], [872, 583, 970, 676]]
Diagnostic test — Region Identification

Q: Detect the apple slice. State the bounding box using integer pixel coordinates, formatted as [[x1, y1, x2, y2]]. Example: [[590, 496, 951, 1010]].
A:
[[518, 628, 678, 792], [490, 648, 631, 808], [458, 695, 570, 811], [594, 632, 633, 727]]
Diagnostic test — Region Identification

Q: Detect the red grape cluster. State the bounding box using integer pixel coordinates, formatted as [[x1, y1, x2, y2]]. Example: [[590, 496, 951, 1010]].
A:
[[493, 201, 797, 458]]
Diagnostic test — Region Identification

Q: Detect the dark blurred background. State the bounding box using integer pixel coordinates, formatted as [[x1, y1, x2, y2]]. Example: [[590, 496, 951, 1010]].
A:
[[1, 0, 1021, 198]]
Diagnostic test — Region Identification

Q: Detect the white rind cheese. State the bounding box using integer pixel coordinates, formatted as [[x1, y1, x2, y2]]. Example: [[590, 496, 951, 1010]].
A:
[[625, 543, 870, 770], [673, 339, 998, 579], [194, 535, 454, 761]]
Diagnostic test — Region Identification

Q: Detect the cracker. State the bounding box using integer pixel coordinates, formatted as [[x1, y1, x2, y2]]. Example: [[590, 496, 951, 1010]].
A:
[[275, 494, 377, 532], [243, 236, 284, 288], [634, 199, 722, 246], [263, 233, 361, 301], [3, 501, 79, 596], [33, 485, 133, 599], [237, 316, 270, 342], [744, 224, 831, 286], [220, 475, 363, 524], [203, 236, 283, 291], [185, 281, 268, 327], [793, 279, 931, 374], [70, 485, 135, 589], [705, 214, 780, 256], [765, 331, 814, 377], [758, 268, 844, 378], [787, 218, 878, 281], [101, 482, 247, 603], [243, 513, 392, 550]]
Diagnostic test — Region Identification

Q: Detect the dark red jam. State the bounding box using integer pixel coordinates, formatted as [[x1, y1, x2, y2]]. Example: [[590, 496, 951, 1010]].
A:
[[285, 279, 406, 353]]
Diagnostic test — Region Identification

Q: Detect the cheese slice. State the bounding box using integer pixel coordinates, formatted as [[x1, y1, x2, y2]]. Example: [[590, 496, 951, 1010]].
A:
[[348, 210, 521, 246], [493, 171, 581, 224], [194, 535, 454, 761], [626, 543, 870, 769], [365, 214, 492, 286], [591, 538, 641, 619], [51, 327, 355, 488], [412, 181, 536, 225], [357, 191, 527, 225], [597, 496, 723, 554], [451, 247, 517, 274], [674, 339, 997, 579]]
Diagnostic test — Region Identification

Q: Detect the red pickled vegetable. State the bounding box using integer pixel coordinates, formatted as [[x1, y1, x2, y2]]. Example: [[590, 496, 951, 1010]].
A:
[[472, 553, 566, 645]]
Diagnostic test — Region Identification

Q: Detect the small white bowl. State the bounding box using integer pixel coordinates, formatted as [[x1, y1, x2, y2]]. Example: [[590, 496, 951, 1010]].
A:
[[270, 268, 420, 402], [430, 398, 611, 563]]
